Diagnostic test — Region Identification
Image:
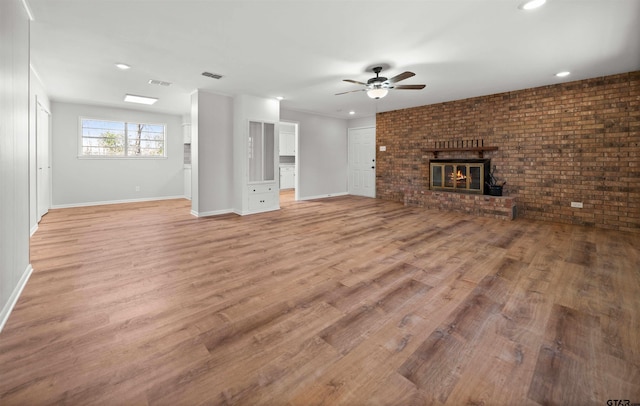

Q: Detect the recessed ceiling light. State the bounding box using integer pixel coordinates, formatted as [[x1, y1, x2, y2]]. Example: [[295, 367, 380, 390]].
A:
[[115, 63, 131, 70], [556, 71, 571, 77], [124, 94, 158, 105], [275, 96, 284, 100], [349, 111, 355, 115], [519, 0, 546, 10]]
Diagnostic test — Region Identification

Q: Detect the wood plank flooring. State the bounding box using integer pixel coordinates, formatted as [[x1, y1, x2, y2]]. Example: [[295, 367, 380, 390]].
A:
[[1, 191, 639, 405]]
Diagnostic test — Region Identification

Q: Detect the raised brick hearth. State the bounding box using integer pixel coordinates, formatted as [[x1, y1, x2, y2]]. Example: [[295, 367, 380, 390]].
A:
[[404, 190, 516, 221]]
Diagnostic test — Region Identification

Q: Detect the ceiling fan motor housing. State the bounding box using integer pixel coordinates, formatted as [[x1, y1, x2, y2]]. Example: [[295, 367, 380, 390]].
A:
[[367, 66, 388, 87]]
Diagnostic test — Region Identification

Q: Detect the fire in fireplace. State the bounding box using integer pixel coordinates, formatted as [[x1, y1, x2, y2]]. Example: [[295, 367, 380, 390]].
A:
[[430, 159, 490, 194]]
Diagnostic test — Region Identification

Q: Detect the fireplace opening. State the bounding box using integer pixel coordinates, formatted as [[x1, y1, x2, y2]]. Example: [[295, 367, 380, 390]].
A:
[[430, 159, 490, 194]]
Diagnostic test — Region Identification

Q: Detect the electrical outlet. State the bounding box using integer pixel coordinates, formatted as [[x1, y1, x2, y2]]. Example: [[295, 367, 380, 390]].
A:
[[135, 186, 140, 192], [379, 146, 386, 151], [571, 201, 583, 208]]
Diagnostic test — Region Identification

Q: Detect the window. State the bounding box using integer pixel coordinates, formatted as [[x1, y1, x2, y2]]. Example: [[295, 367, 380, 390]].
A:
[[80, 118, 166, 157]]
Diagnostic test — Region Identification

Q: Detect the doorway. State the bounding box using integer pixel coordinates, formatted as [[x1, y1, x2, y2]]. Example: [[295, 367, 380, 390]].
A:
[[278, 121, 299, 204], [36, 100, 51, 222], [348, 126, 376, 198]]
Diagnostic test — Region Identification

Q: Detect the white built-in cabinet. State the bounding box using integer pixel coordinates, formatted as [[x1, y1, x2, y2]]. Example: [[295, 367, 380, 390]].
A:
[[235, 119, 279, 214], [279, 123, 296, 156], [233, 95, 280, 215]]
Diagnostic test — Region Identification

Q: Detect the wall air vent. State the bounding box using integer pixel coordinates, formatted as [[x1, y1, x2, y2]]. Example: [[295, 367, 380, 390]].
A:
[[202, 72, 223, 79], [148, 79, 172, 86]]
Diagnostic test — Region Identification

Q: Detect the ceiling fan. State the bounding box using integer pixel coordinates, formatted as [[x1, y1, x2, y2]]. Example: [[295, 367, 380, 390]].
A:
[[336, 66, 426, 99]]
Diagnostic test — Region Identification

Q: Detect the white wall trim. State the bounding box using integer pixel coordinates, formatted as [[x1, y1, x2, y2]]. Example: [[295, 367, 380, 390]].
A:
[[0, 264, 33, 333], [191, 208, 235, 217], [298, 192, 349, 201], [30, 223, 38, 237], [51, 195, 186, 209]]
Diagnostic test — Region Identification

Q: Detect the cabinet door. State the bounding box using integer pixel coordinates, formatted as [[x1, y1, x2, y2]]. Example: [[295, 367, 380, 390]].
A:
[[279, 131, 295, 156], [248, 192, 276, 211], [280, 167, 294, 189]]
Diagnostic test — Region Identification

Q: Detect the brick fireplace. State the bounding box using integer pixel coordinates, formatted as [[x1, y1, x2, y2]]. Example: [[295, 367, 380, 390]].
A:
[[375, 71, 640, 232]]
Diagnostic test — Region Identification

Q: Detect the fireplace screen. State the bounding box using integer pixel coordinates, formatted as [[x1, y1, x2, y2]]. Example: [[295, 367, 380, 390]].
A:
[[430, 159, 490, 194]]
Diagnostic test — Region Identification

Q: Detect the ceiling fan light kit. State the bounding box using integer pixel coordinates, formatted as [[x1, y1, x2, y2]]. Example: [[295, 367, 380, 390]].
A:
[[367, 88, 389, 99], [337, 66, 425, 99]]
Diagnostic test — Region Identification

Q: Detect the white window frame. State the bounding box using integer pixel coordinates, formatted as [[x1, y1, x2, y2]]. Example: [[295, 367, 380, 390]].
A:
[[78, 117, 167, 159]]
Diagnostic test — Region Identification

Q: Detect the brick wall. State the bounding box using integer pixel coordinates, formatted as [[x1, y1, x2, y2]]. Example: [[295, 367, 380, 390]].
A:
[[376, 71, 640, 232]]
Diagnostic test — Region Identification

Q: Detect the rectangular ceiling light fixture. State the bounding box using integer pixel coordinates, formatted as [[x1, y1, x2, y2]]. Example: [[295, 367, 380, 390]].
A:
[[124, 94, 158, 105]]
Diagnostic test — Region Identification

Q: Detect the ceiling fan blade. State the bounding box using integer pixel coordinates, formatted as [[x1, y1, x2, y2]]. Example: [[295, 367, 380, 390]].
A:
[[387, 71, 415, 84], [343, 79, 367, 86], [394, 84, 426, 90], [335, 89, 366, 95]]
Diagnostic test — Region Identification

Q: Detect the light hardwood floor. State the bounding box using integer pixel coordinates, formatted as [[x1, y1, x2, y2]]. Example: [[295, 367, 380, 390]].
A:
[[1, 191, 639, 405]]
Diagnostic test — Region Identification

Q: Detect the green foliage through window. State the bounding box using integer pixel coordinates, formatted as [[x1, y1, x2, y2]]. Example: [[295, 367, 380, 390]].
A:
[[81, 118, 165, 157]]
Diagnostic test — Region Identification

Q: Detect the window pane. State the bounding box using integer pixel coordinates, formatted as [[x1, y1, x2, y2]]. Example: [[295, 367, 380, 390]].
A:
[[81, 119, 125, 156], [81, 119, 166, 158], [126, 123, 165, 156]]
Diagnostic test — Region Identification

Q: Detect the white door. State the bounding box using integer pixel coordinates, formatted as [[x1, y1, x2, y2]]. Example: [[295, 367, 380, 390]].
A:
[[348, 126, 376, 198], [36, 102, 51, 221]]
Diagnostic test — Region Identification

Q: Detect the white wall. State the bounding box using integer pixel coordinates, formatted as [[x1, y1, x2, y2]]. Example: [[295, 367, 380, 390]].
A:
[[190, 90, 234, 216], [348, 115, 376, 129], [29, 68, 51, 234], [281, 109, 348, 199], [0, 0, 31, 332], [51, 102, 184, 207]]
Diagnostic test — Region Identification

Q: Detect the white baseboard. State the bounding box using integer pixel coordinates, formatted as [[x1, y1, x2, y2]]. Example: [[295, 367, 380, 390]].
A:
[[51, 195, 186, 209], [233, 206, 281, 216], [0, 264, 33, 333], [191, 208, 235, 217], [298, 192, 348, 201]]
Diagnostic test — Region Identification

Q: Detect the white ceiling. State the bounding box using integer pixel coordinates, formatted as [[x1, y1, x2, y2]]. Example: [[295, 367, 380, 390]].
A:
[[27, 0, 640, 119]]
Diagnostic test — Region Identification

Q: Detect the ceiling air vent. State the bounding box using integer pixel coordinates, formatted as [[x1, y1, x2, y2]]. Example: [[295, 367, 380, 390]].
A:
[[148, 79, 171, 86], [202, 72, 223, 79]]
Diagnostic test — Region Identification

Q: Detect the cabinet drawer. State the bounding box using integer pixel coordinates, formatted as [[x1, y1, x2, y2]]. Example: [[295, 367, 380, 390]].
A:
[[248, 184, 275, 194]]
